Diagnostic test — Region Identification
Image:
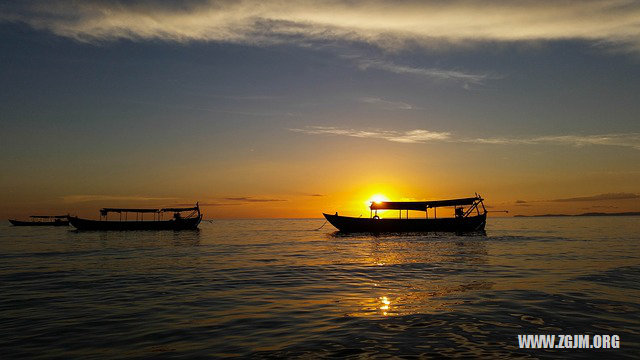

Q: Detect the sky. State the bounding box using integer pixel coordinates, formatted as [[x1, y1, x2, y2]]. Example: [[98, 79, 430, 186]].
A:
[[1, 0, 639, 219]]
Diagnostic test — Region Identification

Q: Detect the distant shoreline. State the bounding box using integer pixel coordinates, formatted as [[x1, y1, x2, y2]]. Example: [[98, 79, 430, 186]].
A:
[[513, 212, 640, 217]]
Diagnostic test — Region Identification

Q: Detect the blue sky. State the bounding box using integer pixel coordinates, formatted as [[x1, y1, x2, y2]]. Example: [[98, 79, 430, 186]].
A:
[[1, 1, 639, 217]]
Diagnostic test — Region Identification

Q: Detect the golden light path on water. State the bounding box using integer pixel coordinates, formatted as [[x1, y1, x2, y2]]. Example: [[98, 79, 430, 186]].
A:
[[1, 217, 639, 357]]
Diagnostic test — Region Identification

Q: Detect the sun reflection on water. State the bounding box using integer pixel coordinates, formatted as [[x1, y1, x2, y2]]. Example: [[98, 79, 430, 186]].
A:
[[379, 296, 391, 315]]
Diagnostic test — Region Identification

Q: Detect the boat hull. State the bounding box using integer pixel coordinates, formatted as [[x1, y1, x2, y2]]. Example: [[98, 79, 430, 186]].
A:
[[9, 219, 69, 226], [323, 213, 486, 233], [68, 216, 202, 231]]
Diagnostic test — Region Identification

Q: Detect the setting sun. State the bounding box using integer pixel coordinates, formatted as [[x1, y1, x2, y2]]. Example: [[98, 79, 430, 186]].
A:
[[363, 194, 391, 216], [369, 194, 389, 204]]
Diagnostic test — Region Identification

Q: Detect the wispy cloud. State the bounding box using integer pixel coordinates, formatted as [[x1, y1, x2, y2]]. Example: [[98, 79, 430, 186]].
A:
[[355, 59, 490, 85], [177, 197, 287, 206], [61, 195, 293, 207], [289, 126, 451, 144], [61, 195, 181, 203], [359, 97, 414, 110], [182, 202, 242, 207], [224, 197, 287, 203], [470, 134, 640, 149], [587, 205, 619, 209], [2, 1, 640, 52], [549, 193, 640, 202], [513, 193, 639, 205], [290, 126, 640, 150]]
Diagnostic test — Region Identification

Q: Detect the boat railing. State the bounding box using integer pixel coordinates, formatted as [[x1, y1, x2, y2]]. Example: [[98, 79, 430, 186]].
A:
[[368, 195, 486, 219], [462, 196, 486, 217], [98, 203, 201, 221]]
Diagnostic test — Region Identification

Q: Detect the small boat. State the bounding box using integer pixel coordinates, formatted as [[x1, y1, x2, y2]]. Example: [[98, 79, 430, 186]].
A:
[[9, 215, 69, 226], [68, 203, 202, 231], [323, 195, 486, 233]]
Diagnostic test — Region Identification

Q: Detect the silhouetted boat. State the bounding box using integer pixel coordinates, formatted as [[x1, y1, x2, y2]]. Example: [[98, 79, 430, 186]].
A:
[[324, 195, 486, 233], [68, 203, 202, 231], [9, 215, 69, 226]]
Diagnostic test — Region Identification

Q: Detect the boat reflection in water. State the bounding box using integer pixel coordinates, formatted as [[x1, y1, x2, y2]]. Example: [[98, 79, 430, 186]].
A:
[[9, 215, 69, 226], [324, 195, 486, 233], [68, 203, 202, 231]]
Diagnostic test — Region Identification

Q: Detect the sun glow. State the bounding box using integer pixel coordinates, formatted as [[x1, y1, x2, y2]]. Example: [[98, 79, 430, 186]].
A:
[[369, 194, 389, 204], [364, 194, 390, 215]]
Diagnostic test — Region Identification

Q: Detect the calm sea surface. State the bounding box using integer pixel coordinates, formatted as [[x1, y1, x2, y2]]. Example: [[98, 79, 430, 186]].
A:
[[1, 217, 639, 359]]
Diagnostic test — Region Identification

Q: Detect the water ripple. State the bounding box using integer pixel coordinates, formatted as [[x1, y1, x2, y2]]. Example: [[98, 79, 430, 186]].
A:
[[0, 217, 639, 358]]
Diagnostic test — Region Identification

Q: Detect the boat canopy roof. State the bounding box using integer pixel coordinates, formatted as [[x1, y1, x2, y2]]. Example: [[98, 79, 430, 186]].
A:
[[370, 197, 482, 211], [161, 206, 198, 212], [30, 215, 68, 219]]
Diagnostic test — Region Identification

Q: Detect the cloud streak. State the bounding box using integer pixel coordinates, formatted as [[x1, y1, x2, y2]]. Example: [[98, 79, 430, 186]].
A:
[[355, 59, 490, 84], [359, 97, 415, 110], [62, 195, 289, 207], [182, 202, 242, 207], [513, 193, 639, 205], [61, 195, 180, 203], [289, 126, 451, 144], [549, 193, 640, 202], [224, 197, 287, 203], [469, 134, 640, 149], [2, 1, 640, 52], [177, 197, 288, 207], [289, 126, 640, 150]]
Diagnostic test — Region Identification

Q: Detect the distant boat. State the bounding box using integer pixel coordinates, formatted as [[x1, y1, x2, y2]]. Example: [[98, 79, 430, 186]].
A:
[[324, 195, 487, 233], [9, 215, 70, 226], [68, 203, 202, 231]]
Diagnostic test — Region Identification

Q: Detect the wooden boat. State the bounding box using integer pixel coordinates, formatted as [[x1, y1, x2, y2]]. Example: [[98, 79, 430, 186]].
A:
[[68, 203, 202, 231], [9, 215, 69, 226], [323, 195, 486, 233]]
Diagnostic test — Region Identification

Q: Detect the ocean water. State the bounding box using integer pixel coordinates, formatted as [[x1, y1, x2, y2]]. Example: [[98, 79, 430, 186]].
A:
[[1, 217, 639, 359]]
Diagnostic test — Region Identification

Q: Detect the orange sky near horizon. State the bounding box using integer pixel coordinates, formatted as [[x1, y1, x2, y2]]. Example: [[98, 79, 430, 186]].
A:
[[2, 130, 639, 219], [2, 135, 640, 219], [4, 175, 640, 220]]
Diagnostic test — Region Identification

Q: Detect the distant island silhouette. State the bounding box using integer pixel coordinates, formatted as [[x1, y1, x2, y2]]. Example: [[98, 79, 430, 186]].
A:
[[514, 212, 640, 217]]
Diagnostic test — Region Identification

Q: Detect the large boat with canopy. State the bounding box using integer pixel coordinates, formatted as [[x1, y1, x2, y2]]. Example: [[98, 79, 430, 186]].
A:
[[9, 215, 69, 226], [68, 203, 202, 231], [323, 195, 486, 233]]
